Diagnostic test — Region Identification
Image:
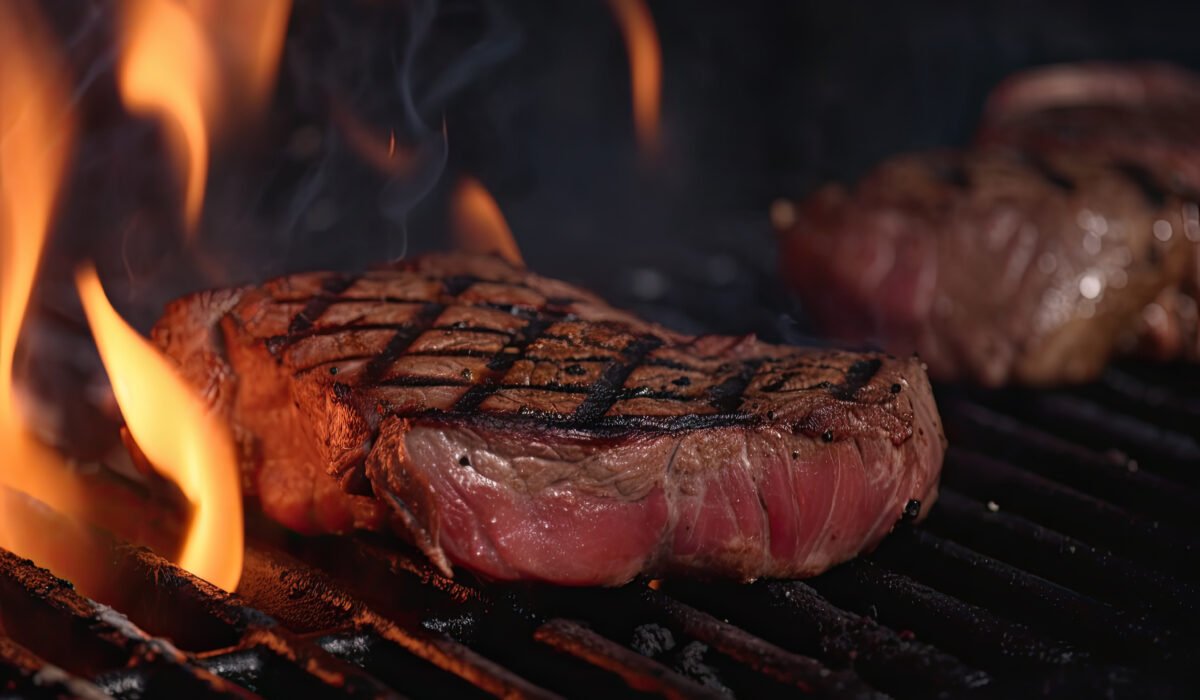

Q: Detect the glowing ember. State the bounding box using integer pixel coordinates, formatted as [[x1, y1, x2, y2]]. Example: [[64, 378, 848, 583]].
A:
[[607, 0, 662, 156], [0, 0, 93, 579], [77, 266, 243, 592], [452, 176, 524, 266]]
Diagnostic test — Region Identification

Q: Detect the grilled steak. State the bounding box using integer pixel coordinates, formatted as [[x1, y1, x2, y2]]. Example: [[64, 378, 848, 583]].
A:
[[978, 62, 1200, 362], [978, 61, 1200, 195], [775, 149, 1199, 385], [152, 253, 944, 585]]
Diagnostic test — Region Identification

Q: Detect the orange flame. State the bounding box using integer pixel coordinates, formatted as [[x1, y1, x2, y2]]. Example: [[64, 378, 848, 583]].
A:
[[0, 1, 245, 593], [185, 0, 293, 115], [451, 177, 524, 267], [608, 0, 662, 156], [117, 0, 292, 237], [77, 266, 243, 591], [117, 0, 218, 235], [0, 1, 90, 570]]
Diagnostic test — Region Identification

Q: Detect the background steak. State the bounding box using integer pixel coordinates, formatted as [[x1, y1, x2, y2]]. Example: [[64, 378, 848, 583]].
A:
[[978, 61, 1200, 195], [776, 62, 1200, 385], [977, 61, 1200, 362], [152, 253, 945, 586], [777, 149, 1196, 385]]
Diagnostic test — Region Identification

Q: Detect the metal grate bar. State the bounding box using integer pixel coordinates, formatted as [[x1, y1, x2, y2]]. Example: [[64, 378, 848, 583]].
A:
[[807, 559, 1081, 671], [939, 396, 1200, 526], [927, 490, 1200, 626], [235, 543, 560, 699], [0, 637, 109, 700], [1088, 367, 1200, 436], [0, 548, 254, 697], [107, 546, 400, 698], [533, 618, 724, 700], [872, 527, 1177, 660], [664, 577, 989, 698], [972, 390, 1200, 485], [941, 448, 1200, 580], [640, 588, 880, 697]]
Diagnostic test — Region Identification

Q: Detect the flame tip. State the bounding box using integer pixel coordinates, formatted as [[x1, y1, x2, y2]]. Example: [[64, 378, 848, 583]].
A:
[[452, 176, 524, 267], [608, 0, 662, 156]]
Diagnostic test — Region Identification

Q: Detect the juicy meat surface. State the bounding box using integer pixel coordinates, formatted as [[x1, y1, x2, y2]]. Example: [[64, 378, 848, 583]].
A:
[[978, 61, 1200, 362], [153, 253, 945, 586], [776, 149, 1198, 386]]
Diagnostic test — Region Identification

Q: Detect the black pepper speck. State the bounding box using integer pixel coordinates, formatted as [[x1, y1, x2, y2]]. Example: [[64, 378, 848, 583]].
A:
[[458, 455, 471, 467], [822, 429, 835, 442], [329, 366, 339, 375], [891, 383, 902, 393], [903, 499, 922, 520]]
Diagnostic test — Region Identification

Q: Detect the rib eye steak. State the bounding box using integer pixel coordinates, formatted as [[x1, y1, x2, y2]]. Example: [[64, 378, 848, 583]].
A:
[[152, 253, 945, 585], [775, 149, 1198, 385]]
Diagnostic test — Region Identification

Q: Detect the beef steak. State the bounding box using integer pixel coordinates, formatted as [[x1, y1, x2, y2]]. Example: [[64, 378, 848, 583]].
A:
[[978, 61, 1200, 195], [978, 61, 1200, 362], [153, 253, 944, 585], [776, 149, 1199, 385]]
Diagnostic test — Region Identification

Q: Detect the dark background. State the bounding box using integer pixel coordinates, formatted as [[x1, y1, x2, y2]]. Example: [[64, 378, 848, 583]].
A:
[[23, 0, 1200, 442], [413, 0, 1200, 338]]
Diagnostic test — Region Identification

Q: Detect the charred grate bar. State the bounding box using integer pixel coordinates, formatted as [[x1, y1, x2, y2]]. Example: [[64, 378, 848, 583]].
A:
[[2, 360, 1199, 698]]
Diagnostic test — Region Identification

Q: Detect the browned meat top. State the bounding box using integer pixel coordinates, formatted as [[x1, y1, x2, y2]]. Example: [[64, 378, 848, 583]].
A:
[[161, 254, 920, 449]]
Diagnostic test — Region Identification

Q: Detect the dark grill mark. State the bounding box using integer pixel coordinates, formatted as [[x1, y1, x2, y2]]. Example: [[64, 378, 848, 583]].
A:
[[930, 160, 970, 188], [265, 271, 902, 436], [267, 274, 360, 356], [707, 360, 763, 413], [289, 274, 359, 335], [762, 373, 833, 393], [362, 303, 447, 382], [320, 296, 428, 306], [644, 357, 697, 371], [451, 316, 561, 413], [1026, 155, 1075, 192], [1114, 161, 1168, 208], [360, 276, 478, 383], [377, 375, 472, 388], [831, 358, 883, 401], [296, 322, 439, 338], [571, 335, 664, 425], [433, 325, 515, 337], [442, 275, 481, 296], [416, 405, 761, 434]]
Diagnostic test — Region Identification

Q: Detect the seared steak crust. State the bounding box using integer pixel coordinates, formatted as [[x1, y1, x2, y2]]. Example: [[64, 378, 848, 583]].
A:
[[154, 254, 944, 585]]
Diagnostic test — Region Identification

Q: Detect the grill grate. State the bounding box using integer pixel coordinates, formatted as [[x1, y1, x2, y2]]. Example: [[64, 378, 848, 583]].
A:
[[3, 362, 1199, 698]]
